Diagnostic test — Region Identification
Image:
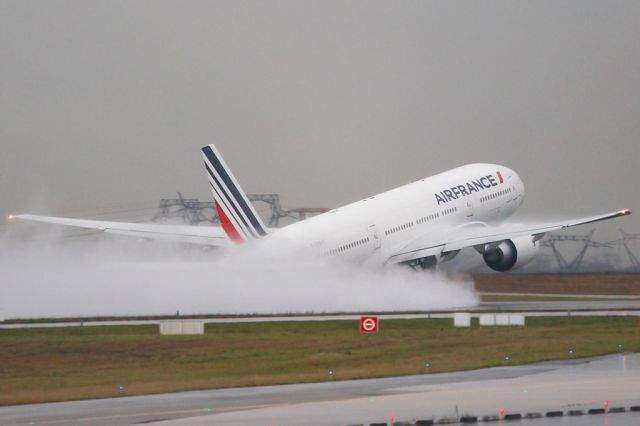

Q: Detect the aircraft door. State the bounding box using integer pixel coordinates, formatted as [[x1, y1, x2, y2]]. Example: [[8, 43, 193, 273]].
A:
[[466, 200, 474, 217], [367, 225, 381, 250]]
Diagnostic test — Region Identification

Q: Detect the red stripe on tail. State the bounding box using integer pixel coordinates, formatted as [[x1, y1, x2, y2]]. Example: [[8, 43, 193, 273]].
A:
[[496, 171, 504, 184], [215, 201, 244, 243]]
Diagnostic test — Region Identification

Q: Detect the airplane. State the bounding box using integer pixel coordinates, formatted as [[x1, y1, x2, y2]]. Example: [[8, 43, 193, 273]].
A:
[[11, 144, 631, 272]]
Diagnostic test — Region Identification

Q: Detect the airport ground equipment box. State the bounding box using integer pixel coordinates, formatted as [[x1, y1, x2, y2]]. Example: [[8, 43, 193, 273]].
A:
[[159, 320, 205, 335]]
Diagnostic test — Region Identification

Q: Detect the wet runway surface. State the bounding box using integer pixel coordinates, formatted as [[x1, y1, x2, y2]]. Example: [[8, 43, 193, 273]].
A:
[[2, 354, 639, 426], [518, 413, 640, 425], [475, 300, 640, 313], [2, 298, 640, 329]]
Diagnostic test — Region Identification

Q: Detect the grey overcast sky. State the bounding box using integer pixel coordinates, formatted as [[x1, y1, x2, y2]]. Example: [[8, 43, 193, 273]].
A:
[[1, 1, 638, 239]]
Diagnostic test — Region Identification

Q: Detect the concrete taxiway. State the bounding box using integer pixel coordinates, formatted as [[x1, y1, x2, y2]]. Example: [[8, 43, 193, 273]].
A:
[[1, 354, 639, 426]]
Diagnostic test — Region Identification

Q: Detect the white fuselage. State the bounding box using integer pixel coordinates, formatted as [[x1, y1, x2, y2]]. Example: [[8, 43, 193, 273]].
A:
[[16, 145, 629, 263], [267, 164, 525, 264]]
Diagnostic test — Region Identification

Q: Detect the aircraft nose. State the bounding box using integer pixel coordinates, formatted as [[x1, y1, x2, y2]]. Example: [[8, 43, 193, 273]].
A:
[[504, 167, 524, 196], [512, 171, 525, 200]]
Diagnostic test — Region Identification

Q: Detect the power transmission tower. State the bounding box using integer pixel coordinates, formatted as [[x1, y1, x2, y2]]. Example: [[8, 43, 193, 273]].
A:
[[152, 192, 217, 225], [278, 208, 331, 223], [608, 229, 640, 271], [246, 194, 283, 227], [540, 230, 610, 272], [152, 193, 329, 227]]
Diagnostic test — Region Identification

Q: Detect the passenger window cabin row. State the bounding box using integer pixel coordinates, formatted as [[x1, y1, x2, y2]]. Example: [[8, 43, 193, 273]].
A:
[[386, 204, 460, 237], [325, 236, 371, 256], [442, 206, 457, 216], [385, 221, 414, 236], [480, 187, 512, 203], [417, 212, 439, 224]]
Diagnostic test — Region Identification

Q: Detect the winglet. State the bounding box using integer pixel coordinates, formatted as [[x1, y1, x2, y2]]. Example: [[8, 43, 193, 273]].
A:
[[201, 145, 268, 243], [564, 208, 632, 227]]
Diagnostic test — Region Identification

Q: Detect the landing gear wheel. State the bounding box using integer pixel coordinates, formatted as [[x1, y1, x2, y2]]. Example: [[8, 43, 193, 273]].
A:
[[406, 256, 437, 271]]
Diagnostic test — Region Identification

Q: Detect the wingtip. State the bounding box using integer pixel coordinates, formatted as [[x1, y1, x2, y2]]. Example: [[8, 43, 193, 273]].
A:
[[7, 214, 34, 221], [7, 213, 28, 221], [620, 209, 632, 216]]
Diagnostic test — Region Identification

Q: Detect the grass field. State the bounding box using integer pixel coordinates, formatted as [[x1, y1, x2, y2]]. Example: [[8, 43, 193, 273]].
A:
[[473, 272, 640, 295], [1, 317, 639, 406]]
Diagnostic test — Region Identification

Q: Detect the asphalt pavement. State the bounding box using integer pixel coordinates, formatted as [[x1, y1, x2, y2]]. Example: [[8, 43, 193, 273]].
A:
[[2, 354, 639, 426]]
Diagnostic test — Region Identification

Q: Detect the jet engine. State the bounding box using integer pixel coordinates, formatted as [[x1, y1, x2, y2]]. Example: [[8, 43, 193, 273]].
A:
[[482, 235, 540, 272]]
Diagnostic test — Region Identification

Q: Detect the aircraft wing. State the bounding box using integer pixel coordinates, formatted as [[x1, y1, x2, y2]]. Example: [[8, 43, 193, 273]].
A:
[[13, 214, 231, 247], [387, 209, 631, 264]]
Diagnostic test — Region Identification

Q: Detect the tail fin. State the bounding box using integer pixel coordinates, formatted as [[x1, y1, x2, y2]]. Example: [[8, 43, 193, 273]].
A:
[[201, 145, 268, 243]]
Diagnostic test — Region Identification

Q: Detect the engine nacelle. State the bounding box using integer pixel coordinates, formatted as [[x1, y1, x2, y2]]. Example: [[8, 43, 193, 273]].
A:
[[482, 236, 540, 272]]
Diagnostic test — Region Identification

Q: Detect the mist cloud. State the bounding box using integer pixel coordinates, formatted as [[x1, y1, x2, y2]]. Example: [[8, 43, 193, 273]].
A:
[[0, 226, 478, 320]]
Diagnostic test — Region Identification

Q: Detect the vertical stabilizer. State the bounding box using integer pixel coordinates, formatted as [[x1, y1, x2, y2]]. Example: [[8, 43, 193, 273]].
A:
[[201, 145, 268, 242]]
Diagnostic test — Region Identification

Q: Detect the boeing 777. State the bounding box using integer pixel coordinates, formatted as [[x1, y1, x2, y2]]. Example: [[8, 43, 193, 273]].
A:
[[12, 145, 631, 272]]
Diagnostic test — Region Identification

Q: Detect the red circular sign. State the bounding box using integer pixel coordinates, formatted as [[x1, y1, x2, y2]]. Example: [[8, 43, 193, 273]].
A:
[[360, 316, 378, 333]]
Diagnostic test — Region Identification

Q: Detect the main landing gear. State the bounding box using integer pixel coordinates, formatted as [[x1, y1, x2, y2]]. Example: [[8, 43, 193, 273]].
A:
[[405, 255, 437, 271]]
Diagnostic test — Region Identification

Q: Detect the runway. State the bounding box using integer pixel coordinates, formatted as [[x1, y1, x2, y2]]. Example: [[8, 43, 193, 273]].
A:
[[474, 300, 640, 312], [1, 354, 639, 426], [2, 298, 640, 329]]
